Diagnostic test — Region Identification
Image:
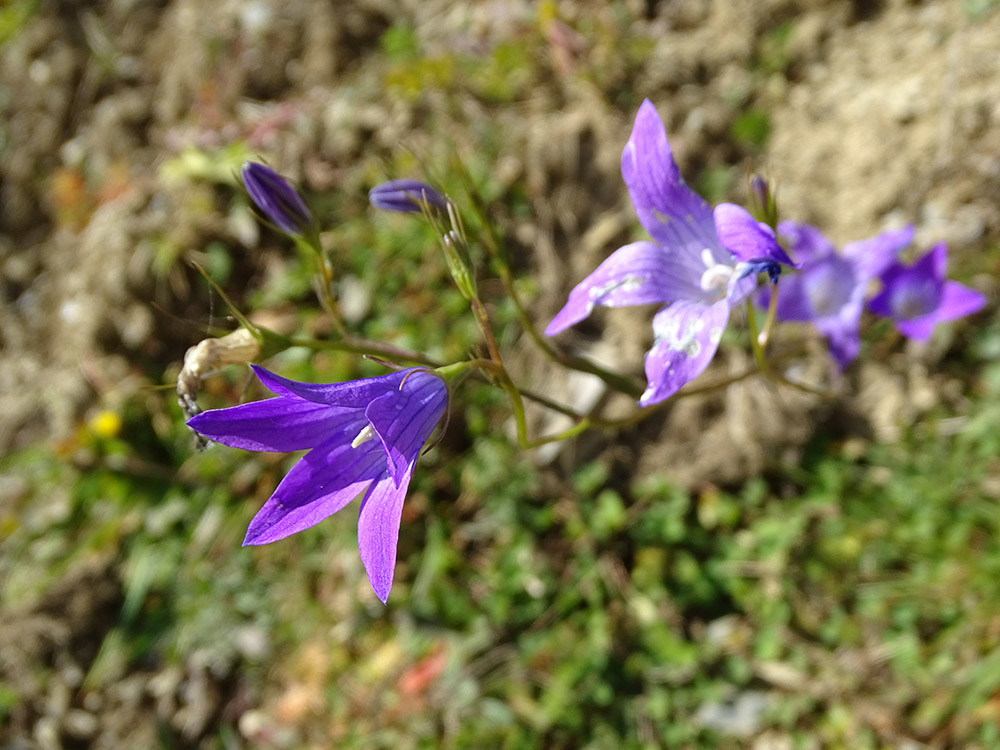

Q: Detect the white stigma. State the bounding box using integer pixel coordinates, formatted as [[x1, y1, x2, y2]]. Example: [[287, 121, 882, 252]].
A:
[[351, 424, 377, 448], [699, 248, 734, 294]]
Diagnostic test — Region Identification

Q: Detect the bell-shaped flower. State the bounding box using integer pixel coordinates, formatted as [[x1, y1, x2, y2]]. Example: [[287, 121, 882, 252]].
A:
[[545, 99, 795, 405], [188, 366, 448, 603], [759, 221, 914, 369], [868, 243, 986, 341]]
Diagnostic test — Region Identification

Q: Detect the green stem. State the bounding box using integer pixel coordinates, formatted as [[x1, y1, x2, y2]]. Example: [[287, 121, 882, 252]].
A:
[[470, 298, 504, 366], [515, 386, 581, 419], [745, 300, 834, 399], [746, 301, 771, 375], [758, 280, 780, 350], [456, 163, 644, 399], [288, 335, 440, 368], [500, 261, 644, 399], [296, 234, 346, 336]]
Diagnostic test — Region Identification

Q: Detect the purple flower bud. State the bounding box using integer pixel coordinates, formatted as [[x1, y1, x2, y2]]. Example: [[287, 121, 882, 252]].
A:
[[241, 162, 313, 236], [750, 175, 769, 206], [369, 179, 447, 214], [748, 174, 778, 229]]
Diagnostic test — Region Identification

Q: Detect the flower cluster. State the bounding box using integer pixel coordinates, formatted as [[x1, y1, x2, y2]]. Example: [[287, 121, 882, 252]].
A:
[[758, 222, 913, 369], [762, 223, 985, 367], [186, 101, 986, 604], [546, 100, 985, 385]]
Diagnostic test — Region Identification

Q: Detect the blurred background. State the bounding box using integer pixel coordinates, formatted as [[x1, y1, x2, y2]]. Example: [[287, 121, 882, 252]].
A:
[[2, 0, 1000, 747]]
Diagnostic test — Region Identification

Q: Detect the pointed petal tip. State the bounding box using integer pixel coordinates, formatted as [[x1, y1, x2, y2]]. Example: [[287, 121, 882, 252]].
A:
[[248, 363, 281, 393], [544, 314, 574, 337], [638, 388, 663, 408], [642, 300, 730, 405], [357, 476, 407, 610], [365, 563, 394, 604], [372, 583, 391, 604], [637, 98, 658, 117], [545, 298, 595, 335], [243, 519, 281, 545], [938, 280, 987, 321]]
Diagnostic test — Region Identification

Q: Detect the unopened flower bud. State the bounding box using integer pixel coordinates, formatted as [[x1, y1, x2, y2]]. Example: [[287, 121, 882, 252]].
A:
[[241, 162, 313, 236], [440, 225, 476, 301], [750, 175, 769, 206], [748, 174, 778, 230], [369, 179, 447, 214]]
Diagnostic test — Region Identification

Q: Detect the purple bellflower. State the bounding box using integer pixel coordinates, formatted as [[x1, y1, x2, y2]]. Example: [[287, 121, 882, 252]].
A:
[[188, 365, 448, 603], [759, 221, 914, 369], [545, 100, 796, 405], [241, 161, 314, 236], [369, 179, 448, 214], [868, 242, 986, 341]]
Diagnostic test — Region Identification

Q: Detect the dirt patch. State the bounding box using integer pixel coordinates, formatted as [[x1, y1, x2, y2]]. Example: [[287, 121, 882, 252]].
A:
[[767, 0, 1000, 252]]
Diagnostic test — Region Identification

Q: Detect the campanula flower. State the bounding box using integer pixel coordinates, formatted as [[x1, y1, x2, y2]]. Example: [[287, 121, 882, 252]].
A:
[[759, 221, 914, 369], [545, 100, 795, 405], [369, 179, 448, 214], [241, 162, 314, 236], [188, 366, 448, 603], [868, 243, 986, 341]]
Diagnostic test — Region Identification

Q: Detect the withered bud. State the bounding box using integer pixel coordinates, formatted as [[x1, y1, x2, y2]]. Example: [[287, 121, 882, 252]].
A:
[[177, 328, 261, 446]]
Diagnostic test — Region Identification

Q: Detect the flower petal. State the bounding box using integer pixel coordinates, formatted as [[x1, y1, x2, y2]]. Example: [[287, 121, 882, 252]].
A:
[[896, 280, 986, 341], [759, 265, 864, 369], [243, 437, 386, 545], [252, 365, 409, 408], [814, 306, 863, 370], [894, 313, 939, 341], [841, 225, 913, 281], [621, 100, 718, 260], [903, 242, 947, 290], [357, 472, 413, 603], [366, 370, 447, 487], [187, 397, 361, 452], [866, 275, 900, 318], [640, 299, 730, 405], [935, 280, 986, 322], [869, 245, 946, 323], [777, 221, 836, 265], [759, 273, 812, 322], [802, 255, 858, 319], [714, 203, 795, 267], [545, 241, 704, 335]]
